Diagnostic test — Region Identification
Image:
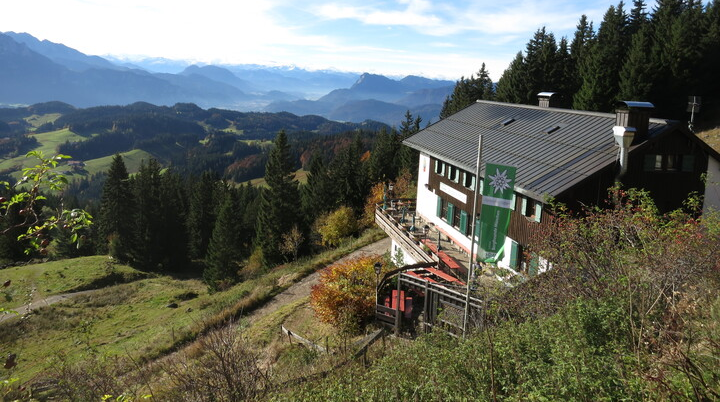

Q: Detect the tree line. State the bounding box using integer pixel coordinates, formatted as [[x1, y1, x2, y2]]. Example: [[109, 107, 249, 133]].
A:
[[21, 111, 420, 290], [442, 0, 720, 127]]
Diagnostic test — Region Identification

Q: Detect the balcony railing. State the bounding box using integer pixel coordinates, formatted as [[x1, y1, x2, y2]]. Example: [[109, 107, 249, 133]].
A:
[[375, 200, 435, 265]]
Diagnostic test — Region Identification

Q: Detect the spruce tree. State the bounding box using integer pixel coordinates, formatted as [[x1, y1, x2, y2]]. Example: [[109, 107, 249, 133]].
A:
[[439, 64, 495, 118], [495, 53, 526, 104], [254, 130, 300, 266], [301, 154, 336, 226], [204, 191, 242, 291], [157, 170, 189, 271], [330, 136, 366, 212], [97, 154, 134, 261], [573, 3, 629, 112], [186, 171, 221, 260], [129, 159, 163, 270], [398, 110, 422, 178]]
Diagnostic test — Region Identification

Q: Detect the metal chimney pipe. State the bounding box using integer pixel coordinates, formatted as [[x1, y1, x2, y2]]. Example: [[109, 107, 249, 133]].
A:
[[613, 126, 636, 179]]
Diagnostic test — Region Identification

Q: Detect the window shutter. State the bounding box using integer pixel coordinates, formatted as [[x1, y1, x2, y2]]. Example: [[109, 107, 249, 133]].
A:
[[534, 203, 542, 223], [446, 202, 454, 225], [643, 155, 655, 171], [682, 155, 695, 172], [521, 197, 528, 215], [509, 240, 519, 270], [436, 195, 442, 217], [460, 210, 468, 235], [529, 254, 539, 276], [511, 193, 517, 210]]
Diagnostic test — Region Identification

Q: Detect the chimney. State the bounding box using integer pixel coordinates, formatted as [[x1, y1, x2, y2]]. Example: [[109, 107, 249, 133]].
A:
[[537, 92, 561, 108], [613, 126, 636, 179], [615, 101, 654, 143]]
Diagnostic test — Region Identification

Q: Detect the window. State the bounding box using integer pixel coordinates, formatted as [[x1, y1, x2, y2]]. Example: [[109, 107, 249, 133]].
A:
[[434, 160, 445, 175], [453, 204, 461, 228], [520, 196, 542, 223], [446, 202, 455, 225], [682, 155, 695, 172], [463, 172, 475, 190], [447, 165, 459, 182], [667, 154, 679, 171], [644, 154, 694, 172]]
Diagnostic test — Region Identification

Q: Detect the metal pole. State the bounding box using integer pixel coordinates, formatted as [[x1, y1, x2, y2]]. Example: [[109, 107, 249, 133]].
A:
[[395, 274, 402, 336], [463, 133, 483, 337]]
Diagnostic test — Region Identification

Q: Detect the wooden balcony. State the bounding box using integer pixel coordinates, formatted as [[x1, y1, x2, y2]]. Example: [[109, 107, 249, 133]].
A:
[[374, 201, 435, 265]]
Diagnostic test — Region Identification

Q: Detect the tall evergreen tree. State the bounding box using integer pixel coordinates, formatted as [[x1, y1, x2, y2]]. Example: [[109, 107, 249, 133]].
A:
[[618, 25, 655, 101], [330, 136, 366, 212], [204, 191, 243, 291], [574, 3, 629, 112], [254, 130, 300, 266], [129, 159, 163, 270], [367, 127, 400, 184], [301, 154, 336, 226], [186, 171, 221, 260], [157, 169, 189, 270], [398, 110, 422, 178], [439, 64, 495, 118], [97, 154, 134, 261], [569, 15, 596, 99], [495, 53, 526, 104]]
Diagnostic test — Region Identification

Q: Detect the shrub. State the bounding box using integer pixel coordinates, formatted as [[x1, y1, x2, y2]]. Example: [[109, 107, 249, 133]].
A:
[[315, 206, 358, 247], [310, 255, 382, 334]]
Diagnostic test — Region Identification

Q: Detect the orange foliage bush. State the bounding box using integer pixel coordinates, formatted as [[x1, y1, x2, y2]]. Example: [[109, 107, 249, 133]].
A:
[[310, 255, 383, 334]]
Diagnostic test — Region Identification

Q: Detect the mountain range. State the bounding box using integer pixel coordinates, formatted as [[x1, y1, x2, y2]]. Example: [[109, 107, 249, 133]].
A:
[[0, 32, 454, 125]]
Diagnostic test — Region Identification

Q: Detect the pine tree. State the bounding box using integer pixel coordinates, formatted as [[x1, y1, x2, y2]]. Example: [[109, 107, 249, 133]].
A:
[[254, 130, 300, 266], [568, 15, 596, 99], [129, 159, 163, 270], [330, 136, 366, 212], [574, 3, 629, 112], [204, 192, 242, 291], [398, 110, 422, 178], [439, 64, 495, 118], [301, 154, 336, 226], [367, 127, 400, 184], [157, 170, 189, 271], [495, 53, 526, 104], [97, 154, 135, 261], [186, 171, 221, 260], [618, 25, 655, 101]]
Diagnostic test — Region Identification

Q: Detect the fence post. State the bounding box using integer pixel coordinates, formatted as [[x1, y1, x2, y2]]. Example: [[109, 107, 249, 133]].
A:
[[395, 274, 402, 336]]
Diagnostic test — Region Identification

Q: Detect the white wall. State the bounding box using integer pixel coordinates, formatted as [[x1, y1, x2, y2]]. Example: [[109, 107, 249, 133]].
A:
[[704, 156, 720, 215], [391, 239, 418, 266]]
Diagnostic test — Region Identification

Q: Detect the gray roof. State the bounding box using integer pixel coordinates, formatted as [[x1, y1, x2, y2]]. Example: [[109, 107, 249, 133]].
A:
[[404, 100, 675, 200]]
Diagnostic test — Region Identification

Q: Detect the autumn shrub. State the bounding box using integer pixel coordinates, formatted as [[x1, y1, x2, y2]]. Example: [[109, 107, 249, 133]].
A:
[[310, 255, 383, 334], [314, 206, 358, 248]]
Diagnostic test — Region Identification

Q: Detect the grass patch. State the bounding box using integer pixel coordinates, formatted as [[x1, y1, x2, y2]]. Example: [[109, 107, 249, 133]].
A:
[[0, 128, 86, 174], [698, 127, 720, 154], [0, 256, 148, 309], [82, 149, 155, 175], [0, 228, 387, 385], [244, 168, 309, 187], [24, 113, 61, 129]]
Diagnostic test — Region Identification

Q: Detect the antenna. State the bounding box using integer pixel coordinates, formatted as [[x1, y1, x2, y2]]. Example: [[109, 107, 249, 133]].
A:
[[687, 96, 701, 133]]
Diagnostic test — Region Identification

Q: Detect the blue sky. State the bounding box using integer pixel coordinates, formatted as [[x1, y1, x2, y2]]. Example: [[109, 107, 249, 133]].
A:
[[1, 0, 642, 80]]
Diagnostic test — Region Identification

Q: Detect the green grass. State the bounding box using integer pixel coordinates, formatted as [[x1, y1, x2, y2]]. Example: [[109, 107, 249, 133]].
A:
[[83, 149, 155, 175], [0, 228, 387, 382], [244, 169, 309, 187], [698, 127, 720, 154], [24, 113, 61, 129], [0, 128, 86, 174], [0, 256, 149, 309]]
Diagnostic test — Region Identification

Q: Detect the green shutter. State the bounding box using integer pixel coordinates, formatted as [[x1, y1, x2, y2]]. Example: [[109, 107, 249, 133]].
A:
[[446, 202, 454, 225], [509, 240, 519, 270], [529, 254, 539, 276], [521, 197, 528, 215], [460, 210, 468, 235], [436, 196, 442, 217], [682, 155, 695, 172], [534, 203, 542, 223], [643, 154, 655, 171], [511, 193, 516, 210]]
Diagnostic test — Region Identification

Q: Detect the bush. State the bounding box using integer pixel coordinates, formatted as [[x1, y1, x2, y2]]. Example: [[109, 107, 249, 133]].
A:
[[315, 206, 358, 247], [310, 255, 382, 334]]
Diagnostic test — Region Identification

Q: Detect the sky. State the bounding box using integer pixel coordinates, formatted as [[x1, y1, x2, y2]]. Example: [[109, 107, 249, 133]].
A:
[[1, 0, 641, 81]]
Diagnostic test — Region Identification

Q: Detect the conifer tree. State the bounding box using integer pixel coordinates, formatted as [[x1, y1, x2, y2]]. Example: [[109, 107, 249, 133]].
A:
[[186, 171, 221, 260], [157, 170, 189, 270], [573, 3, 629, 112], [398, 110, 422, 178], [129, 159, 163, 270], [254, 130, 300, 266], [367, 127, 400, 184], [330, 136, 366, 212], [204, 191, 242, 291], [439, 64, 495, 118], [301, 154, 336, 226], [495, 53, 526, 104], [97, 154, 134, 261]]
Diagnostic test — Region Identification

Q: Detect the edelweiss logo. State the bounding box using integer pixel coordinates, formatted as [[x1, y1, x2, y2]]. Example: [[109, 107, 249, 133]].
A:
[[488, 168, 512, 194]]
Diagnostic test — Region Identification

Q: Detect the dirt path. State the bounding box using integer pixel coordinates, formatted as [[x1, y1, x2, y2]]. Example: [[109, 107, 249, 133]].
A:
[[245, 237, 391, 324], [0, 289, 97, 324]]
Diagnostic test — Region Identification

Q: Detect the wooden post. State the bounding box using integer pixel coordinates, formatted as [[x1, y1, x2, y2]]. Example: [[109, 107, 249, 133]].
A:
[[395, 274, 402, 336], [423, 280, 430, 333]]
